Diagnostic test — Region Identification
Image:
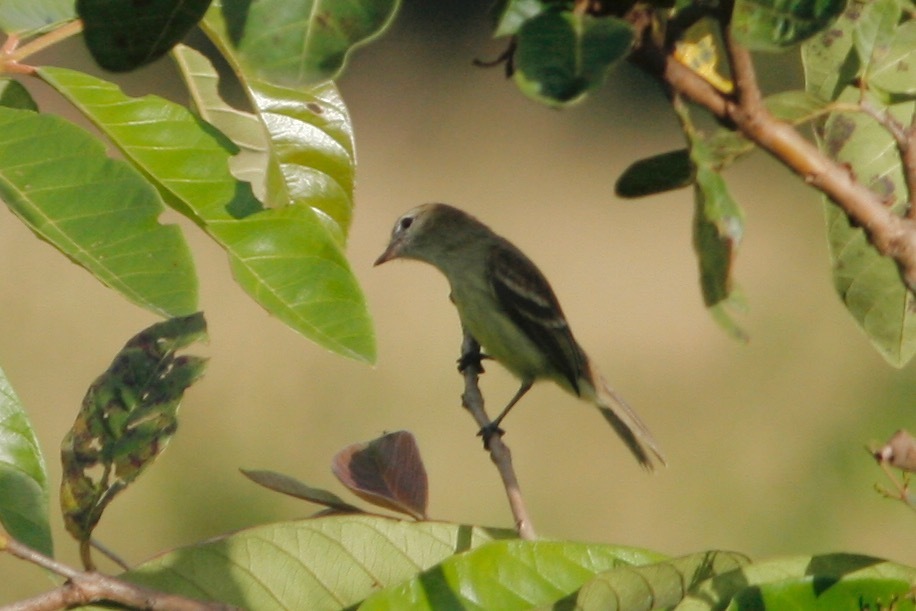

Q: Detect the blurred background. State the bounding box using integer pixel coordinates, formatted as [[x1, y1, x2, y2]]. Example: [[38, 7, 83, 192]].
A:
[[3, 0, 915, 603]]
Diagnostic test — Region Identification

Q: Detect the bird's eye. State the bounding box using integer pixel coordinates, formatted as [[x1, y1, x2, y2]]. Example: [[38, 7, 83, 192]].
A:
[[399, 217, 414, 231]]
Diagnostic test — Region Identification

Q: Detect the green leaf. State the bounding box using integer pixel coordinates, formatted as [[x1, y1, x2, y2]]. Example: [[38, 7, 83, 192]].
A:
[[692, 165, 748, 341], [570, 550, 750, 609], [0, 79, 37, 111], [40, 64, 376, 363], [0, 366, 52, 557], [679, 553, 916, 609], [171, 44, 273, 201], [764, 89, 831, 123], [360, 540, 663, 609], [0, 107, 198, 317], [731, 0, 849, 51], [801, 0, 860, 101], [868, 20, 916, 100], [491, 0, 547, 37], [821, 95, 916, 366], [0, 0, 75, 35], [513, 8, 634, 106], [852, 0, 901, 76], [241, 469, 362, 513], [76, 0, 212, 71], [60, 313, 207, 545], [209, 0, 400, 88], [674, 103, 748, 340], [116, 515, 515, 609], [616, 149, 694, 198]]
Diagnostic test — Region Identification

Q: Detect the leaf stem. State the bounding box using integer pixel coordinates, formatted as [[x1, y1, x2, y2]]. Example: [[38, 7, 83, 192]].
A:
[[8, 20, 84, 62]]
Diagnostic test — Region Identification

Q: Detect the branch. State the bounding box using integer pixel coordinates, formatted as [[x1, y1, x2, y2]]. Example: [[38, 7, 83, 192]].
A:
[[632, 22, 916, 291], [0, 530, 237, 611], [459, 332, 537, 540]]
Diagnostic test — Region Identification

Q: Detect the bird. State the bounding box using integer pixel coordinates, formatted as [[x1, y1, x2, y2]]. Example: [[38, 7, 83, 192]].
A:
[[374, 203, 665, 470]]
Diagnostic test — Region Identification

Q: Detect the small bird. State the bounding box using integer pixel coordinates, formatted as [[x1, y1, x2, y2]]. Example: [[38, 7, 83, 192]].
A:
[[375, 203, 665, 470]]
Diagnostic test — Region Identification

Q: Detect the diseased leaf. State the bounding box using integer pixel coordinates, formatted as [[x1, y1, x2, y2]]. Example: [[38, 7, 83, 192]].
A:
[[207, 0, 400, 88], [60, 314, 207, 547], [0, 366, 52, 557], [77, 0, 212, 71], [513, 8, 634, 106], [332, 431, 428, 520], [241, 469, 362, 513], [0, 106, 198, 317], [118, 515, 514, 609], [40, 65, 376, 364], [616, 149, 694, 198], [821, 94, 916, 366], [732, 0, 849, 51], [360, 540, 663, 609], [868, 20, 916, 100], [0, 0, 75, 35], [801, 0, 860, 101]]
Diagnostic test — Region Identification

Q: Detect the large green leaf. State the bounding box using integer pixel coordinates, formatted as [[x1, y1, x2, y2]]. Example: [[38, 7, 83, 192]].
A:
[[77, 0, 212, 71], [678, 554, 916, 609], [360, 540, 662, 609], [40, 65, 375, 363], [0, 78, 38, 111], [731, 0, 848, 51], [513, 8, 634, 106], [0, 365, 51, 557], [113, 515, 514, 609], [207, 0, 400, 88], [800, 0, 916, 366], [0, 107, 198, 317], [0, 0, 75, 35], [570, 550, 750, 609]]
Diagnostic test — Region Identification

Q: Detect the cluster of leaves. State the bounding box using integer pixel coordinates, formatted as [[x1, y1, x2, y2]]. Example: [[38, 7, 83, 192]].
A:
[[1, 0, 916, 608], [491, 0, 916, 363], [0, 0, 397, 367]]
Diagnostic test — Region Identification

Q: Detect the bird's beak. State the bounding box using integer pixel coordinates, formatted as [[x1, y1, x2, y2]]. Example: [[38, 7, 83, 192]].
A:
[[374, 242, 399, 266]]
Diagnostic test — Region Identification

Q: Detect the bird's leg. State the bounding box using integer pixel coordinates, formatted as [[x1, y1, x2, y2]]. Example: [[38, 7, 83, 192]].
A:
[[478, 380, 533, 449]]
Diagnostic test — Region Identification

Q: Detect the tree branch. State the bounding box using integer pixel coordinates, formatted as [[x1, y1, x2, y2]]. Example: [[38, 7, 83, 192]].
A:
[[0, 530, 237, 611], [633, 21, 916, 291], [459, 332, 537, 540]]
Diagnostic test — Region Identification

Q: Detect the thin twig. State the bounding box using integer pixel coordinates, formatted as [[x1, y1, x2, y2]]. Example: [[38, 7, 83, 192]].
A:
[[0, 530, 237, 611], [459, 332, 537, 540]]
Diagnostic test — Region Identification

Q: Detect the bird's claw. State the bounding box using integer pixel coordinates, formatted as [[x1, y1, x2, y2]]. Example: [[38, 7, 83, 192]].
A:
[[457, 350, 490, 373], [476, 422, 505, 450]]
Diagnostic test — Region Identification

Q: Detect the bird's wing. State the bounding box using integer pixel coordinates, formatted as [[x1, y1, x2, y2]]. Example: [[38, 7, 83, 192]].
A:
[[487, 242, 587, 393]]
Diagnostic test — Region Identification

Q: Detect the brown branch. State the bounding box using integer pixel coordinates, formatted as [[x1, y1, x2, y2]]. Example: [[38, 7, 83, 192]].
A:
[[0, 530, 237, 611], [633, 21, 916, 291], [459, 332, 537, 540]]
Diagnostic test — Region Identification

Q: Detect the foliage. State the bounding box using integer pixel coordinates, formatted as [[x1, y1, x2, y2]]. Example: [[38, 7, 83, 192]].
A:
[[1, 0, 915, 608]]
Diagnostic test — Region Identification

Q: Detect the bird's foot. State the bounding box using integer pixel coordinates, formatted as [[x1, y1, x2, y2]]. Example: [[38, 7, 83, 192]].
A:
[[476, 421, 505, 450], [457, 350, 491, 373]]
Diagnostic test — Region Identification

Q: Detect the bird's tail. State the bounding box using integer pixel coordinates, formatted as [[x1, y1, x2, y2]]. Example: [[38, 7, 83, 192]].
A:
[[585, 368, 666, 471]]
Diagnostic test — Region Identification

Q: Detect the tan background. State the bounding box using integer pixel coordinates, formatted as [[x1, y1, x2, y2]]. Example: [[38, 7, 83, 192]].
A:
[[2, 2, 914, 603]]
